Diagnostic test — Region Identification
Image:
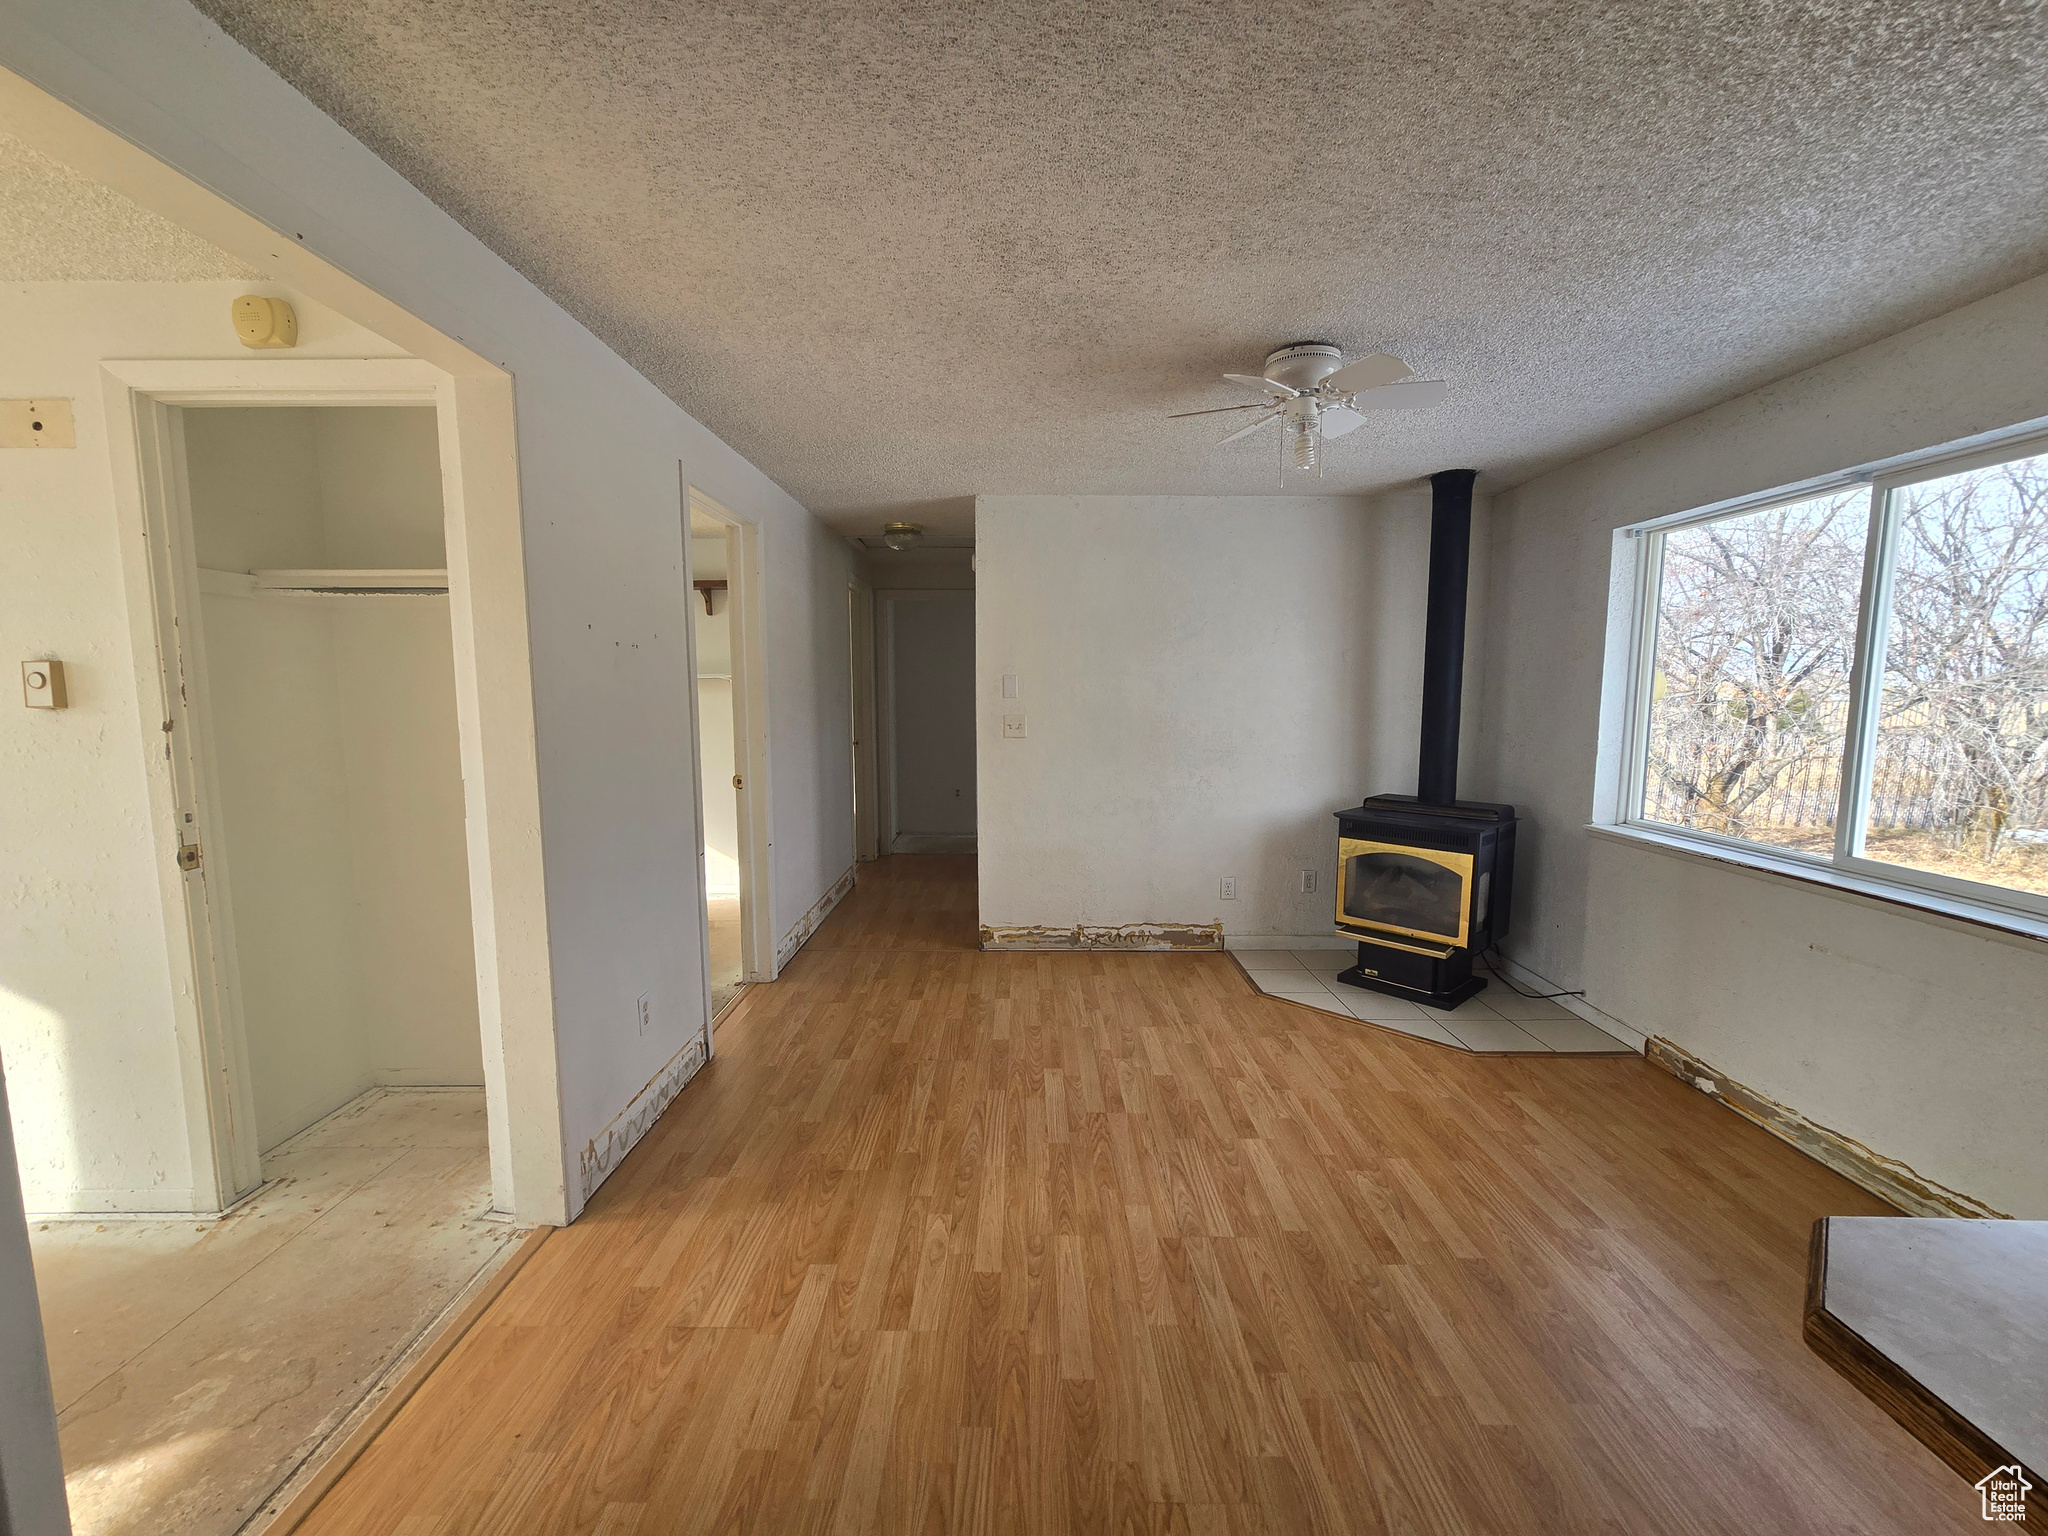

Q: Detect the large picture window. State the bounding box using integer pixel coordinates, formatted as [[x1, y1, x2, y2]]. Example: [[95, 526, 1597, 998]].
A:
[[1623, 432, 2048, 920]]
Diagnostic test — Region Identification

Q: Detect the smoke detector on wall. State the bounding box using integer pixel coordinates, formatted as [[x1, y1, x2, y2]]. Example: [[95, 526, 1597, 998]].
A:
[[1171, 344, 1448, 477]]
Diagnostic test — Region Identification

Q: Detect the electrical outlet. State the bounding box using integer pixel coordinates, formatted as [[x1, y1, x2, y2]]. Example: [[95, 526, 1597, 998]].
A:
[[637, 992, 651, 1036], [1219, 876, 1237, 901], [1003, 715, 1027, 738], [1301, 869, 1317, 894]]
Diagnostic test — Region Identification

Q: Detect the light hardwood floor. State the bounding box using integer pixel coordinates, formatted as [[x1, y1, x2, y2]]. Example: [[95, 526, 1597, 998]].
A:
[[298, 853, 1980, 1533]]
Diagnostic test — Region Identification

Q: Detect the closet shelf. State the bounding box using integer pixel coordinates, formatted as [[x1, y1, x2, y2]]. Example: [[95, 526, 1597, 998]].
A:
[[201, 567, 450, 596]]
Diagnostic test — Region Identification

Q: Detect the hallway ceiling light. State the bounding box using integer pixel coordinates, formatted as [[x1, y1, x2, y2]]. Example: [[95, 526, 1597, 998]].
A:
[[1169, 344, 1448, 480], [880, 522, 923, 551]]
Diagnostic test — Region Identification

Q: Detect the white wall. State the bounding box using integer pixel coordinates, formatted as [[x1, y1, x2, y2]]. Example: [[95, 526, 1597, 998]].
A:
[[884, 592, 977, 840], [1475, 270, 2048, 1219], [976, 492, 1490, 942], [0, 282, 415, 1212], [200, 589, 369, 1146], [0, 12, 859, 1220]]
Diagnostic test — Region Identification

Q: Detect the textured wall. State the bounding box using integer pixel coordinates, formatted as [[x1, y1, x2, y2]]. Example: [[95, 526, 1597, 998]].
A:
[[0, 126, 252, 280], [1474, 270, 2048, 1218], [976, 490, 1491, 944], [0, 283, 409, 1211]]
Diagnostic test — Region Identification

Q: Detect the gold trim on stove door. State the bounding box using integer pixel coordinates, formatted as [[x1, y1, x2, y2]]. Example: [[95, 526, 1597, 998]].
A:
[[1334, 837, 1474, 948]]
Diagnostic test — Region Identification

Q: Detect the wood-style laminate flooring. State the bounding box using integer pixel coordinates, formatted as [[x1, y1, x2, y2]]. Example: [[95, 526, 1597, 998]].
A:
[[299, 853, 1979, 1534]]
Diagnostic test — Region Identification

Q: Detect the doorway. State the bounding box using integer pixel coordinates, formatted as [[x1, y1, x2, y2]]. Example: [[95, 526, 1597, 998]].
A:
[[21, 368, 542, 1536], [850, 582, 879, 863], [686, 490, 771, 1025], [877, 589, 978, 852]]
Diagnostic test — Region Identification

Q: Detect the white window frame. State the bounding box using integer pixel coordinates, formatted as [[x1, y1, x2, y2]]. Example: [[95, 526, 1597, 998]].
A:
[[1608, 417, 2048, 936]]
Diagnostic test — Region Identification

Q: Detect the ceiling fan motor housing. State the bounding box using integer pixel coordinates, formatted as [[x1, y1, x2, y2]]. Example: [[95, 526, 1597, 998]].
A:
[[1263, 343, 1344, 392]]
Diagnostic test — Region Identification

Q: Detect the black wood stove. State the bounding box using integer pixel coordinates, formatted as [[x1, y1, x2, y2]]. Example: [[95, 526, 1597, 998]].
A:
[[1334, 469, 1517, 1010]]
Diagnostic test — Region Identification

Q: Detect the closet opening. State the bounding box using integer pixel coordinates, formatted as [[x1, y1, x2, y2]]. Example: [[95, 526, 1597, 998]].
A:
[[26, 398, 532, 1536]]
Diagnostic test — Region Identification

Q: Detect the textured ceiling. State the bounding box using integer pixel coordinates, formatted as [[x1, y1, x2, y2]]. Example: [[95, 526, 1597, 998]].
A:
[[0, 130, 256, 281], [190, 1, 2048, 535]]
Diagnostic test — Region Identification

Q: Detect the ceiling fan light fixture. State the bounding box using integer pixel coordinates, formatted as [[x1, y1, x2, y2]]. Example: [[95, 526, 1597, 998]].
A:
[[1165, 344, 1447, 479], [881, 521, 923, 552]]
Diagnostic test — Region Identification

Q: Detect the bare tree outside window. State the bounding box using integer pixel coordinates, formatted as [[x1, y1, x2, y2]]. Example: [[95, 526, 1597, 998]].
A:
[[1641, 490, 1866, 849], [1635, 448, 2048, 899], [1863, 452, 2048, 893]]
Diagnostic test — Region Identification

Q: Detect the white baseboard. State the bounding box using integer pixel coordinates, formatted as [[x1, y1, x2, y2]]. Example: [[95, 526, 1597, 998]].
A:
[[576, 1034, 707, 1212], [776, 863, 857, 970]]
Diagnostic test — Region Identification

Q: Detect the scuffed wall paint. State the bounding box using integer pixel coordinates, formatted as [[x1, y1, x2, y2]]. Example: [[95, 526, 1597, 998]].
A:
[[980, 922, 1222, 952]]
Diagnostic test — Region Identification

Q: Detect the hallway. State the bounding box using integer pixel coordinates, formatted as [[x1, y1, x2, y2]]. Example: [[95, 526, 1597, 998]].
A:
[[292, 854, 1969, 1534]]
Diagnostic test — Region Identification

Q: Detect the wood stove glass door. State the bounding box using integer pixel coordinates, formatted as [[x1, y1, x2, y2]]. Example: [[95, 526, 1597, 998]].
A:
[[1335, 838, 1473, 948]]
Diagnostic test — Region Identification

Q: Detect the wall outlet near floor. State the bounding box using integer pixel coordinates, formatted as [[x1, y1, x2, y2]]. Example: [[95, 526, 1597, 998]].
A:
[[637, 992, 651, 1036], [1300, 869, 1318, 894], [1003, 714, 1027, 738], [1219, 876, 1237, 901]]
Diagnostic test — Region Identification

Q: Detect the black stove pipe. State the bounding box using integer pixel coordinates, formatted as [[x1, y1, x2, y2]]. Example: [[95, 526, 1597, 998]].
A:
[[1417, 468, 1478, 807]]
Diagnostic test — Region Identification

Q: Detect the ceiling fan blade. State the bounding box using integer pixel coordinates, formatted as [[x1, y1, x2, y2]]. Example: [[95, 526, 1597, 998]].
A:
[[1348, 378, 1449, 412], [1168, 402, 1271, 419], [1223, 372, 1297, 397], [1320, 404, 1368, 439], [1219, 410, 1280, 444], [1323, 353, 1413, 394]]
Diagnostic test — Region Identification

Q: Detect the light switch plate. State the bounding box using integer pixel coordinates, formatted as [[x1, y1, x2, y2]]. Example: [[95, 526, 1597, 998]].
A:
[[1003, 715, 1027, 738], [0, 400, 75, 448], [1001, 673, 1019, 699]]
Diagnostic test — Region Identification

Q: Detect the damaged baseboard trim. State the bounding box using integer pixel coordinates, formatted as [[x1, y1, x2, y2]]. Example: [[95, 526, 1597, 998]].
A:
[[1645, 1036, 2009, 1219], [980, 921, 1224, 952], [777, 863, 856, 970], [577, 1034, 706, 1209]]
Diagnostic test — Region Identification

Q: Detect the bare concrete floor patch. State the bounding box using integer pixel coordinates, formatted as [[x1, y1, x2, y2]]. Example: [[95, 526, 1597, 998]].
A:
[[30, 1087, 522, 1536]]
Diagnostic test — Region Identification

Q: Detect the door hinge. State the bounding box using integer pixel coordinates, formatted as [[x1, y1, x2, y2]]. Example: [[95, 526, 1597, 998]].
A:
[[733, 774, 744, 789], [178, 842, 203, 871]]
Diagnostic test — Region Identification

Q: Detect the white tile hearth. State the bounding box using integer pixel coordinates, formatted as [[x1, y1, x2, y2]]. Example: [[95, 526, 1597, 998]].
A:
[[1236, 951, 1631, 1054]]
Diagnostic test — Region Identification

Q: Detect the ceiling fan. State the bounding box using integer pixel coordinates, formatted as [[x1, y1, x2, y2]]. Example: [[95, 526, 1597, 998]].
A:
[[1171, 343, 1448, 475]]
